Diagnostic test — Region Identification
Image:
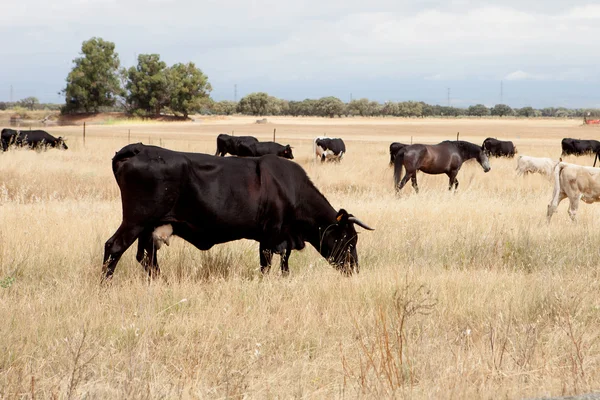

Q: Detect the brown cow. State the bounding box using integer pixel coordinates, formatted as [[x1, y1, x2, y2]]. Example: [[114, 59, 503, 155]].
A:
[[547, 162, 600, 222]]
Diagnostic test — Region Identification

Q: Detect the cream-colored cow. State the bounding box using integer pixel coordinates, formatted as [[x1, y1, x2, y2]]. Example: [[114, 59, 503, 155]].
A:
[[547, 162, 600, 222], [516, 155, 558, 177]]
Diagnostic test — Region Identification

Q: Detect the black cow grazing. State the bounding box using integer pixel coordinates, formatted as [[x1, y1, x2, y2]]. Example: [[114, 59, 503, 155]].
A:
[[1, 128, 67, 151], [237, 141, 294, 159], [481, 138, 516, 158], [389, 142, 408, 166], [102, 144, 372, 281], [313, 137, 346, 162], [215, 133, 258, 157], [561, 138, 600, 157]]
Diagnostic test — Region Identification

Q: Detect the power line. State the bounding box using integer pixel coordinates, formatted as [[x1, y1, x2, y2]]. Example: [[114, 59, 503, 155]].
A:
[[234, 84, 237, 102]]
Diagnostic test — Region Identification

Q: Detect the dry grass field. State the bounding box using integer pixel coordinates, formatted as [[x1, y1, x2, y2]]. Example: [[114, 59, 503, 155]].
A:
[[2, 116, 600, 399]]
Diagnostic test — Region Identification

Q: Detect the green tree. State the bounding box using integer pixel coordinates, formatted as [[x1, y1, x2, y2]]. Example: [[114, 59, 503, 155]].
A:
[[348, 98, 370, 116], [19, 97, 39, 111], [212, 100, 237, 115], [316, 96, 345, 118], [237, 92, 273, 115], [467, 104, 490, 116], [62, 37, 122, 113], [517, 106, 535, 117], [491, 104, 514, 117], [382, 101, 399, 116], [167, 62, 212, 118], [125, 54, 169, 116]]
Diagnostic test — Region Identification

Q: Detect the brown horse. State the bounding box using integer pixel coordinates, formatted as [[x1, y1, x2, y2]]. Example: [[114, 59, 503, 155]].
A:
[[393, 140, 491, 193]]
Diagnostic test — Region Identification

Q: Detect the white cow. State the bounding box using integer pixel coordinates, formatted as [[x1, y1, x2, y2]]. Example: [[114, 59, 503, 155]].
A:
[[516, 155, 558, 177], [547, 162, 600, 222]]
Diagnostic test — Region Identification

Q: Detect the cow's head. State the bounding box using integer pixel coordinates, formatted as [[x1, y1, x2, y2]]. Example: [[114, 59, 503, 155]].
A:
[[57, 137, 68, 150], [319, 209, 374, 275], [280, 144, 294, 159]]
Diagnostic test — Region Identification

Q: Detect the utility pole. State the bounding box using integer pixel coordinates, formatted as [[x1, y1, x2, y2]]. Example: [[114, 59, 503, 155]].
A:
[[350, 93, 352, 102], [447, 88, 450, 107], [500, 80, 504, 104], [234, 84, 237, 102], [9, 85, 13, 102]]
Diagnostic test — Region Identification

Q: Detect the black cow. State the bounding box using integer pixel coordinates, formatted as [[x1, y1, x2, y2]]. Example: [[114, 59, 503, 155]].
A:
[[237, 141, 294, 159], [561, 138, 600, 157], [1, 128, 67, 151], [102, 143, 372, 281], [481, 138, 516, 158], [215, 133, 258, 157], [389, 142, 408, 166], [314, 137, 346, 162]]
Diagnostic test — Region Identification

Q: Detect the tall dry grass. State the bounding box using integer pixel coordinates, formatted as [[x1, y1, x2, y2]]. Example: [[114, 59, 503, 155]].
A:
[[1, 120, 600, 398]]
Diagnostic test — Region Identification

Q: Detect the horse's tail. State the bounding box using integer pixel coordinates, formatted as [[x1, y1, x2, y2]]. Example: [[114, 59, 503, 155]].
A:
[[393, 149, 405, 190]]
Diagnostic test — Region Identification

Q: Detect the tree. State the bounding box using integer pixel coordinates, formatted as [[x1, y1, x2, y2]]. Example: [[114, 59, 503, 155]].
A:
[[467, 104, 490, 117], [212, 101, 237, 115], [491, 104, 513, 117], [517, 106, 535, 117], [237, 92, 273, 115], [347, 98, 370, 116], [19, 97, 39, 111], [382, 101, 399, 116], [316, 96, 345, 118], [125, 54, 169, 116], [167, 62, 212, 118], [62, 37, 122, 113]]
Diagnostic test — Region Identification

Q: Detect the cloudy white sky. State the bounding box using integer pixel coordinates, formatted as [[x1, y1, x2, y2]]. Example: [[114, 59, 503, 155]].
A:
[[1, 0, 599, 107]]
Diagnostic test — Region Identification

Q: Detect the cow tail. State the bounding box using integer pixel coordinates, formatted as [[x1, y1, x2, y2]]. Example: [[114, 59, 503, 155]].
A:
[[595, 152, 599, 168], [393, 150, 405, 189], [550, 162, 565, 205]]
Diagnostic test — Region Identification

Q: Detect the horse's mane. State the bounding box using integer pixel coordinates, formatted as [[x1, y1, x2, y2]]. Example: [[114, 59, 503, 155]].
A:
[[443, 140, 482, 160]]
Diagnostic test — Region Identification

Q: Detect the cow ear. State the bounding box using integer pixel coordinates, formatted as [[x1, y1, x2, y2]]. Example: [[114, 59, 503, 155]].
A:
[[335, 209, 349, 225]]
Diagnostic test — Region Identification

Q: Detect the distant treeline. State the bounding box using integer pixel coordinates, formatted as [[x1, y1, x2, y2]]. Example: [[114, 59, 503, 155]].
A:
[[0, 99, 61, 112], [209, 93, 600, 119]]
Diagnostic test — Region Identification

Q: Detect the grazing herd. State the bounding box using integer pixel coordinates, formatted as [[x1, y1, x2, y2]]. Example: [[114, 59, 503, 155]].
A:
[[2, 126, 600, 280]]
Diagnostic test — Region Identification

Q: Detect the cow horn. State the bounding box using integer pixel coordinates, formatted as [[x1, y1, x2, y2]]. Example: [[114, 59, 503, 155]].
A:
[[348, 217, 374, 231]]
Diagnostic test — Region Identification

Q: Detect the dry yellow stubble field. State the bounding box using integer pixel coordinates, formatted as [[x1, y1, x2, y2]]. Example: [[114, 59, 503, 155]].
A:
[[2, 116, 600, 399]]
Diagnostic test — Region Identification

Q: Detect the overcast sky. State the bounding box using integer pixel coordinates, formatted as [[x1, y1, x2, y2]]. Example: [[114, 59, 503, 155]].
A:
[[1, 0, 599, 107]]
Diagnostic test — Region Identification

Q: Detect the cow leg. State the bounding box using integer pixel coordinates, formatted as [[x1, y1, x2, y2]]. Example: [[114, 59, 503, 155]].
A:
[[279, 247, 292, 277], [568, 197, 580, 222], [411, 174, 419, 194], [102, 223, 145, 282], [135, 230, 160, 279], [547, 192, 567, 223], [259, 244, 273, 274]]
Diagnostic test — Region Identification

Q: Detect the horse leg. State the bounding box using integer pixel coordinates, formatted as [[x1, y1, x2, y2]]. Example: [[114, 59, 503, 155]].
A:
[[411, 174, 419, 193], [397, 169, 415, 192], [447, 170, 459, 191]]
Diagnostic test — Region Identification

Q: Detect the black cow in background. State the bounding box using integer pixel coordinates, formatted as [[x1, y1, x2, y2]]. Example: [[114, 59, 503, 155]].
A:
[[1, 128, 67, 151], [102, 143, 373, 281], [314, 137, 346, 162], [481, 137, 516, 158], [215, 133, 258, 156], [238, 141, 294, 159], [561, 138, 600, 157], [389, 142, 408, 165]]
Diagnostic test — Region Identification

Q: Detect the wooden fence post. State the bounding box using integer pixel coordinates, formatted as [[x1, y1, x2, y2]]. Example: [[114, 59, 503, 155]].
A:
[[273, 128, 276, 142], [128, 129, 131, 144], [456, 132, 460, 141], [83, 122, 86, 147]]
